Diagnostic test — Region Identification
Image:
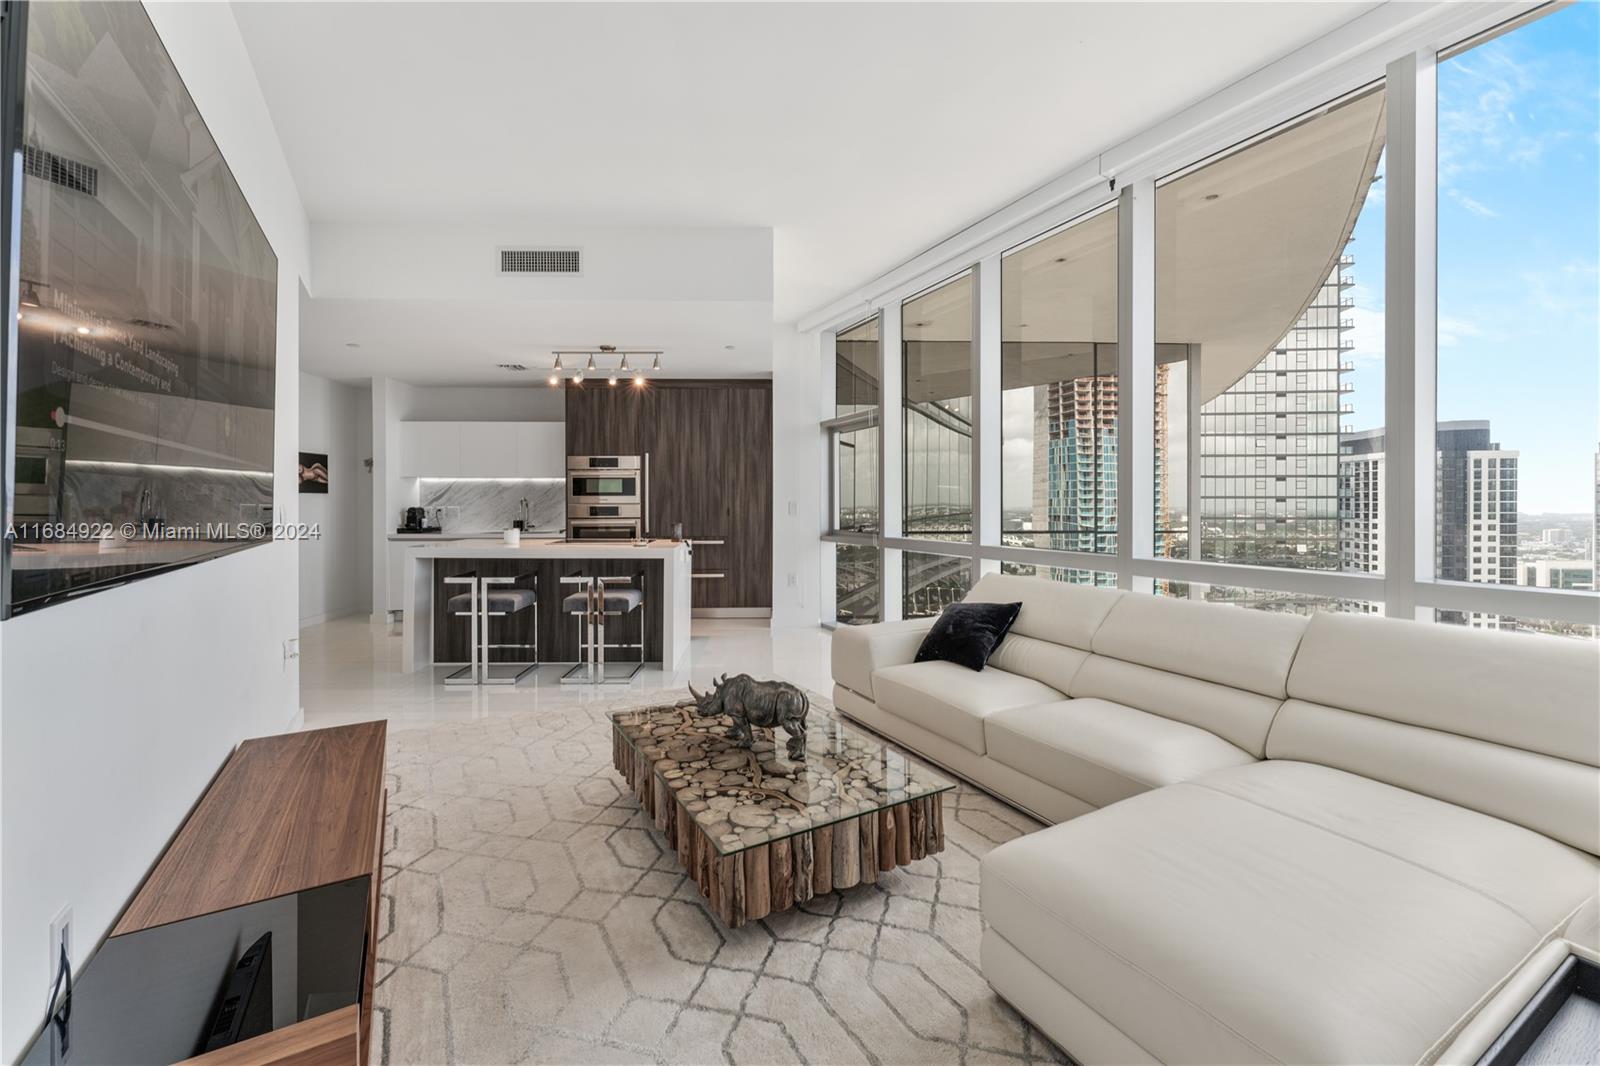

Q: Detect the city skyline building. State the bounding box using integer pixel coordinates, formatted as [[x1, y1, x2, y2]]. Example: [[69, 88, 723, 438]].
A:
[[1196, 262, 1353, 570], [1030, 373, 1119, 556], [1339, 420, 1520, 629]]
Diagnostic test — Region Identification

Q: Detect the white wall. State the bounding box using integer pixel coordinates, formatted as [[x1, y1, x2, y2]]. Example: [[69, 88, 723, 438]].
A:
[[298, 372, 373, 625], [770, 324, 826, 628], [0, 4, 312, 1059]]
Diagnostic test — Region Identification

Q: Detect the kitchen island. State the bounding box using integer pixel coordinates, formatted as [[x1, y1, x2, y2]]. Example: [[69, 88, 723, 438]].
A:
[[401, 538, 693, 674]]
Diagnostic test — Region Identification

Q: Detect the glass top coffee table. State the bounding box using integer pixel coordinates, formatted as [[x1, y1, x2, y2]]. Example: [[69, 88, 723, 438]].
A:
[[611, 699, 956, 927]]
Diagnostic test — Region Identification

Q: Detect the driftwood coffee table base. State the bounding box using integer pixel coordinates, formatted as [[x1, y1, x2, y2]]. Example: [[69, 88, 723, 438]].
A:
[[612, 728, 947, 927]]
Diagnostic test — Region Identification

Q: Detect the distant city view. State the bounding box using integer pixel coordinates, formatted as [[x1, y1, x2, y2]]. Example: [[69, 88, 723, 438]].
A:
[[833, 4, 1595, 638]]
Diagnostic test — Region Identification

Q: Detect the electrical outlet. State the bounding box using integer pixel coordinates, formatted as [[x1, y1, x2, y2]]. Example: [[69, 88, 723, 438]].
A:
[[787, 571, 797, 588], [283, 637, 300, 661], [47, 905, 71, 1001]]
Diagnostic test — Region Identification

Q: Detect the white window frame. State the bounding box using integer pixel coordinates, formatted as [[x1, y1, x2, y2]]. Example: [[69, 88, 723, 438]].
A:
[[810, 0, 1599, 632]]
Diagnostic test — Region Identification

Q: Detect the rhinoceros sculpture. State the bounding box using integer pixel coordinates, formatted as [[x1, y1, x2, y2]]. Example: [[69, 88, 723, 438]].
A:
[[688, 673, 809, 760]]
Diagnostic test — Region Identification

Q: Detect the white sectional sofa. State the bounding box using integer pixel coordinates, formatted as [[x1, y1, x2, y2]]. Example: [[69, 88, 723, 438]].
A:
[[830, 573, 1600, 1065]]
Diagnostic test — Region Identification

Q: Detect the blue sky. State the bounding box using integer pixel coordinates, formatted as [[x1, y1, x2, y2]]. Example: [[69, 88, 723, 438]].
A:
[[1344, 2, 1599, 515]]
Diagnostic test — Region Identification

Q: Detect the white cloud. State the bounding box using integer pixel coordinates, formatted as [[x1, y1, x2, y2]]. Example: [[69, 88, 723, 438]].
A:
[[1345, 304, 1385, 366], [1001, 393, 1034, 441], [1522, 260, 1600, 316], [1447, 188, 1498, 218], [1002, 436, 1033, 505], [1438, 314, 1493, 348]]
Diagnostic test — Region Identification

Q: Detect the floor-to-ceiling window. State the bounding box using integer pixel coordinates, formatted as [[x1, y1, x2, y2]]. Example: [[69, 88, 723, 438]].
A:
[[1435, 3, 1598, 638], [1001, 205, 1118, 574], [827, 317, 882, 624], [903, 273, 973, 542], [1156, 84, 1386, 604], [901, 273, 973, 616], [814, 3, 1594, 641]]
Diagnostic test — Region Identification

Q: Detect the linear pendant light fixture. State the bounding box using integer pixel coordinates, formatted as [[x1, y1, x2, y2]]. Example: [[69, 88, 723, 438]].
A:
[[545, 347, 663, 388]]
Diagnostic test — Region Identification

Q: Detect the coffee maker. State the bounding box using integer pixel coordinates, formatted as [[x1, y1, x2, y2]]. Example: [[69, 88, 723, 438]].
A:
[[399, 506, 438, 534]]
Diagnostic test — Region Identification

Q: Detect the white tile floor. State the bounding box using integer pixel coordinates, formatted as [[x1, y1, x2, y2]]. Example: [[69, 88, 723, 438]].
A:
[[300, 615, 835, 732]]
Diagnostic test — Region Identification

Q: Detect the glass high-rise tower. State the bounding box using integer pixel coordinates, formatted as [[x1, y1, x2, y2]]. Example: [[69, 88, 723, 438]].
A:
[[1197, 262, 1353, 569]]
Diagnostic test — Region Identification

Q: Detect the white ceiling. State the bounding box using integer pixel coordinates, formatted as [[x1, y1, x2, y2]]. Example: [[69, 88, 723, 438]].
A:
[[304, 296, 774, 385], [232, 1, 1380, 381]]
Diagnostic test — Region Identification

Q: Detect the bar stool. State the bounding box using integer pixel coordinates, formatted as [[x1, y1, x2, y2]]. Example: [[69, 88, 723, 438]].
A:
[[442, 571, 538, 686], [559, 573, 646, 684]]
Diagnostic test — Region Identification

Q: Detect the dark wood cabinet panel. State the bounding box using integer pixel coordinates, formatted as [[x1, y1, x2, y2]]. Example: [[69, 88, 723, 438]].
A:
[[564, 384, 655, 457], [566, 380, 771, 610]]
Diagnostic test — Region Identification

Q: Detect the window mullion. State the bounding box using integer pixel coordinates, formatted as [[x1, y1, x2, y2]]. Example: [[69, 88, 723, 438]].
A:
[[1383, 49, 1437, 620], [975, 253, 1002, 557], [880, 306, 904, 619], [1117, 178, 1157, 588]]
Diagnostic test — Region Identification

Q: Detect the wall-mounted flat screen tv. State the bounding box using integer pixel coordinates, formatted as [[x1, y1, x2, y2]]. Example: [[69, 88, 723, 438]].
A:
[[2, 0, 278, 617]]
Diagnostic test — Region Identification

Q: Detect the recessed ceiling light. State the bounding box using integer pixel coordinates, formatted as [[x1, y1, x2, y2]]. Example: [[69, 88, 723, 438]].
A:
[[76, 325, 91, 335], [345, 341, 361, 348], [1203, 193, 1220, 201], [724, 344, 735, 351]]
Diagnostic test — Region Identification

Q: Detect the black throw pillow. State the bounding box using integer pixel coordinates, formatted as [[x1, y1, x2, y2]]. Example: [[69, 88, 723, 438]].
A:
[[914, 601, 1023, 672]]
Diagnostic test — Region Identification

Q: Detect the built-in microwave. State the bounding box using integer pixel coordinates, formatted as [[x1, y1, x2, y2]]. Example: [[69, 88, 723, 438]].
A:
[[567, 455, 641, 506]]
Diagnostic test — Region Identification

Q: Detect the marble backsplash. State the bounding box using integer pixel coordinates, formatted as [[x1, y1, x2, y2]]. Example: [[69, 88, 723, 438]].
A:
[[63, 465, 273, 531], [419, 478, 565, 533]]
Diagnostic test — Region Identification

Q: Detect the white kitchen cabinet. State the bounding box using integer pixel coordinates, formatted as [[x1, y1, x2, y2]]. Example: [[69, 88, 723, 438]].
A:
[[515, 422, 565, 477], [459, 422, 519, 474], [400, 422, 461, 477], [402, 420, 563, 478]]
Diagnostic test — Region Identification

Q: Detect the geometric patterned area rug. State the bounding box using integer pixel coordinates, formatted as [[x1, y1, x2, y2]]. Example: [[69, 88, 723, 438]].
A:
[[373, 687, 1064, 1065]]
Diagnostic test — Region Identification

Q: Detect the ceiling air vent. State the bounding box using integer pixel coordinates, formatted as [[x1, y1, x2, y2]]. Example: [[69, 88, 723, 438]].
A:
[[496, 363, 530, 372], [24, 144, 98, 196], [499, 247, 581, 276]]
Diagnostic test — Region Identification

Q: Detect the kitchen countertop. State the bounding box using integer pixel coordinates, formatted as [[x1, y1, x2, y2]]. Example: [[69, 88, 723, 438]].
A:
[[388, 530, 562, 541], [406, 537, 690, 558]]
